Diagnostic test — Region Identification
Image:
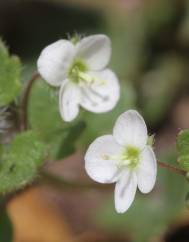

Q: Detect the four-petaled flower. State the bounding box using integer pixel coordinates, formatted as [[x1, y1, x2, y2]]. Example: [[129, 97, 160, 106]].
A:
[[85, 110, 157, 213], [37, 34, 120, 122]]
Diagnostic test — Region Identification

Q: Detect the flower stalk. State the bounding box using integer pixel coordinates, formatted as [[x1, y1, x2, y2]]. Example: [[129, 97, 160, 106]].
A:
[[20, 72, 40, 131], [157, 160, 186, 176]]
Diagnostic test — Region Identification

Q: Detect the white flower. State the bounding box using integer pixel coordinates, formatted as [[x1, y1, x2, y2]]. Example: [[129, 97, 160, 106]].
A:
[[37, 35, 120, 122], [85, 110, 157, 213]]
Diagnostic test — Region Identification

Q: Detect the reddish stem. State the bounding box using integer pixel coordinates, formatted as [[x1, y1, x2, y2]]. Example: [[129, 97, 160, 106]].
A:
[[20, 72, 40, 131], [157, 160, 186, 176]]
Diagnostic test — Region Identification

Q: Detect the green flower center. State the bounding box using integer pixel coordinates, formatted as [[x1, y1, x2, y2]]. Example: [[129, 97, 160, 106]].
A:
[[68, 59, 89, 84], [117, 146, 140, 169]]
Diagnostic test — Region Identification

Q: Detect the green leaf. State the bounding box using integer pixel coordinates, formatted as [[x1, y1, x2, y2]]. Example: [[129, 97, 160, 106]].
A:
[[28, 80, 86, 159], [0, 131, 45, 194], [185, 192, 189, 209], [142, 56, 184, 126], [0, 39, 21, 106], [28, 80, 66, 158], [0, 144, 3, 158], [0, 208, 13, 242], [177, 129, 189, 171], [55, 121, 86, 160]]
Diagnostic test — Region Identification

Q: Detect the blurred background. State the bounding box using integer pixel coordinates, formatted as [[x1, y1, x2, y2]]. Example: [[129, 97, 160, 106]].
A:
[[1, 0, 189, 241]]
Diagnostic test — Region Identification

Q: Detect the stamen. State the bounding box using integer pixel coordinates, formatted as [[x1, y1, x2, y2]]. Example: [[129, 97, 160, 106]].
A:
[[102, 154, 110, 160], [78, 72, 95, 84], [101, 146, 140, 170], [118, 146, 140, 169], [68, 59, 88, 83], [68, 58, 108, 87]]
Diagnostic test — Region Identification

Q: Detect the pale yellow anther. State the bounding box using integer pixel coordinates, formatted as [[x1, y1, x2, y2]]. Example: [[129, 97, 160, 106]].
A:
[[102, 146, 140, 170], [78, 71, 107, 86], [102, 154, 110, 160], [99, 80, 107, 85], [78, 72, 95, 84]]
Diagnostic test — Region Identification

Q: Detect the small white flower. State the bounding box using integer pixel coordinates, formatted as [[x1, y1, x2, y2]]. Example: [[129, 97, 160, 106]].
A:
[[37, 35, 120, 122], [85, 110, 157, 213]]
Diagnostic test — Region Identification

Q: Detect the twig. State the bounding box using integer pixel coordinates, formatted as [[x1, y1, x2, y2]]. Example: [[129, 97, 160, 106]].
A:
[[20, 72, 40, 131], [157, 160, 186, 176]]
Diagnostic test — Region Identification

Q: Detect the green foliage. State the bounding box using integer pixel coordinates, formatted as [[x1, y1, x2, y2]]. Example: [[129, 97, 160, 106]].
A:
[[55, 121, 86, 160], [28, 80, 86, 159], [0, 208, 13, 242], [28, 80, 61, 139], [96, 196, 167, 242], [28, 79, 65, 158], [141, 56, 185, 125], [177, 129, 189, 171], [0, 131, 45, 194], [0, 39, 21, 106], [0, 144, 2, 158], [185, 191, 189, 209]]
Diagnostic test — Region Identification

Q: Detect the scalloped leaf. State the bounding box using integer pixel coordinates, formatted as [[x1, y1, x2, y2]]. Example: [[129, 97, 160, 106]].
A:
[[177, 129, 189, 171], [0, 39, 21, 106], [0, 131, 45, 194]]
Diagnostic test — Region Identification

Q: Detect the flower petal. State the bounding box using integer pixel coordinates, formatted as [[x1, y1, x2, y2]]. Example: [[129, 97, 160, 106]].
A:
[[115, 171, 137, 213], [59, 82, 80, 122], [37, 40, 75, 86], [85, 135, 122, 184], [113, 110, 148, 149], [80, 69, 120, 113], [76, 35, 111, 70], [137, 146, 157, 193]]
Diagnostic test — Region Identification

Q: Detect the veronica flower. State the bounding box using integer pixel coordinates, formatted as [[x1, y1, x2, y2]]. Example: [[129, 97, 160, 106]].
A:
[[37, 34, 120, 122], [85, 110, 157, 213]]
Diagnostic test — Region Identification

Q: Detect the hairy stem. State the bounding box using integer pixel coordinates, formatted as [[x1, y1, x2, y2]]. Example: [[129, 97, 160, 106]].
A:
[[20, 72, 40, 131], [157, 160, 186, 176]]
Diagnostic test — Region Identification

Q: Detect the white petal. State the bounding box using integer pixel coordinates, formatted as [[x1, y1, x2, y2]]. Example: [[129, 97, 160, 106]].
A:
[[37, 40, 75, 86], [59, 82, 80, 122], [137, 146, 157, 193], [76, 35, 111, 70], [113, 110, 148, 149], [115, 171, 137, 213], [85, 135, 122, 184], [80, 69, 120, 113]]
